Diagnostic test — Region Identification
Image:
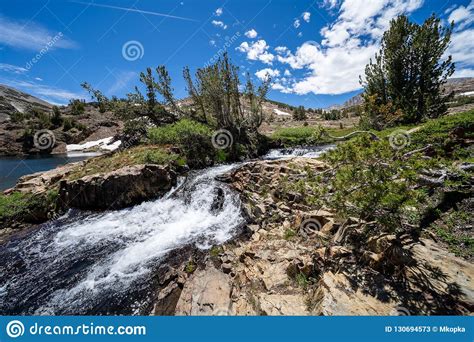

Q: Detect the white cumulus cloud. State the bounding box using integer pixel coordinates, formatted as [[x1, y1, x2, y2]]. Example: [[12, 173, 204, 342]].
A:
[[255, 68, 280, 81], [215, 8, 223, 16], [211, 20, 227, 29], [236, 40, 275, 65], [302, 12, 311, 23], [245, 29, 258, 38], [275, 0, 424, 95], [447, 0, 474, 30]]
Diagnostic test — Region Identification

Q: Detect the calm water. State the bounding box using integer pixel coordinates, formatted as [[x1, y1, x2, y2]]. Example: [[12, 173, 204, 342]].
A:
[[0, 153, 100, 191]]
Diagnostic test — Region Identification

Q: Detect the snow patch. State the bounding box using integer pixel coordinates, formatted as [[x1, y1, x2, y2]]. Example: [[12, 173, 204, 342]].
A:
[[67, 137, 121, 153], [273, 108, 292, 116]]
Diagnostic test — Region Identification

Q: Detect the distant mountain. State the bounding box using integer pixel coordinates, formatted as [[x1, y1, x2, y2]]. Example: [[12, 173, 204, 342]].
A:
[[0, 84, 53, 123], [329, 77, 474, 111]]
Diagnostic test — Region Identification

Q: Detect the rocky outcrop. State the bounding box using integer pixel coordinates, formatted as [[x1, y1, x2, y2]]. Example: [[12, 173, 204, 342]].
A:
[[150, 156, 474, 316], [175, 264, 233, 315], [59, 164, 177, 210]]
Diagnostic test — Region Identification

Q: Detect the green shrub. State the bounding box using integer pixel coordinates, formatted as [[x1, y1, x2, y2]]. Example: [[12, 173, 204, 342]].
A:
[[271, 126, 318, 145], [142, 149, 182, 165], [410, 109, 474, 159], [149, 119, 215, 168], [148, 119, 212, 145], [69, 99, 85, 115], [0, 190, 58, 226]]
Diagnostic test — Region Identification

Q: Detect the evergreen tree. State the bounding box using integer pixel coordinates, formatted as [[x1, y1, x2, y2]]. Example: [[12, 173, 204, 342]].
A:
[[293, 105, 307, 121], [51, 106, 63, 127], [361, 14, 454, 128]]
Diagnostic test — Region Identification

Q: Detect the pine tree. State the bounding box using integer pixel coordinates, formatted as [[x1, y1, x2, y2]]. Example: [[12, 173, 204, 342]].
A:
[[361, 14, 454, 128]]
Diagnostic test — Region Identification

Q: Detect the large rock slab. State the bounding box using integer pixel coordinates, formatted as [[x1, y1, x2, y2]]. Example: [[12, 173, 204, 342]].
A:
[[175, 265, 233, 315], [311, 272, 395, 315], [59, 164, 176, 209]]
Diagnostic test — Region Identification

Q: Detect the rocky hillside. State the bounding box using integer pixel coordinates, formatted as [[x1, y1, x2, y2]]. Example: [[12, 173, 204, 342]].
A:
[[330, 77, 474, 111], [151, 156, 473, 315], [0, 85, 52, 123], [0, 85, 123, 156]]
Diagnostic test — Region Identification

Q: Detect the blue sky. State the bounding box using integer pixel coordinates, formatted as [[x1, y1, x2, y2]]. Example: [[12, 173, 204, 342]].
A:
[[0, 0, 473, 108]]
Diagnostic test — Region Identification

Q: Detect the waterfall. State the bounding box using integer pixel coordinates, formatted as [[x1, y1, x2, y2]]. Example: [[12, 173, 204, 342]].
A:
[[0, 146, 333, 315]]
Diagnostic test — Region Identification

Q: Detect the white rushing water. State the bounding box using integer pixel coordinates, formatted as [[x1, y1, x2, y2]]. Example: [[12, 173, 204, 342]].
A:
[[0, 146, 333, 315], [263, 145, 335, 160], [0, 164, 244, 314]]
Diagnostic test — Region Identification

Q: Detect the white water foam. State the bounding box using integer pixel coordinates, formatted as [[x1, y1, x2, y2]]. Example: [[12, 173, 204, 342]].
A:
[[263, 145, 335, 160], [1, 164, 243, 314]]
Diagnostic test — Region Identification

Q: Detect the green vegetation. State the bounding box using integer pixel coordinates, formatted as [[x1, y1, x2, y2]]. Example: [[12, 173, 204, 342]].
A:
[[410, 109, 474, 156], [271, 126, 320, 145], [210, 245, 224, 258], [82, 53, 271, 161], [50, 106, 63, 127], [284, 228, 296, 240], [149, 119, 216, 168], [271, 125, 358, 146], [0, 190, 58, 227], [0, 192, 33, 223], [449, 95, 474, 107], [148, 119, 211, 145], [69, 99, 86, 115], [67, 145, 183, 180], [185, 260, 196, 273], [295, 272, 310, 289], [292, 105, 307, 121], [361, 14, 454, 129], [432, 208, 473, 259]]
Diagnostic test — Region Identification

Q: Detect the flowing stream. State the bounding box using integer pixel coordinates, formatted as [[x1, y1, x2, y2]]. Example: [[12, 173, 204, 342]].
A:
[[0, 146, 332, 315]]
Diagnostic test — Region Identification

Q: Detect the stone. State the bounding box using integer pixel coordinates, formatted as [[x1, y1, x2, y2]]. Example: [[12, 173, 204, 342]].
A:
[[175, 265, 233, 316], [311, 272, 395, 315], [259, 294, 308, 315], [59, 164, 176, 210]]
